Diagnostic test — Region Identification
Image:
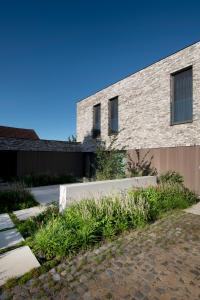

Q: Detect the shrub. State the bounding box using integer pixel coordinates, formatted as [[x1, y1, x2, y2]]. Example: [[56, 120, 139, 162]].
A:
[[127, 149, 157, 177], [0, 184, 37, 213], [12, 174, 76, 187], [158, 171, 184, 185], [95, 135, 126, 180]]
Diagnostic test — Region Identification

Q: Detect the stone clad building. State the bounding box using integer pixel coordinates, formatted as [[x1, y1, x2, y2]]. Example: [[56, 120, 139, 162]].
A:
[[77, 41, 200, 193]]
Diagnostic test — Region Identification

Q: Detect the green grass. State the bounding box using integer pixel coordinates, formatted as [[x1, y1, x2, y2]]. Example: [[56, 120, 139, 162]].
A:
[[27, 182, 198, 260], [0, 184, 38, 213]]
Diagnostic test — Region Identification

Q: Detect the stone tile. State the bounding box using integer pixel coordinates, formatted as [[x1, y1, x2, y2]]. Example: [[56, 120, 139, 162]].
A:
[[0, 214, 15, 231], [0, 229, 24, 250], [184, 201, 200, 216], [30, 185, 59, 205], [0, 246, 40, 286], [13, 206, 47, 221]]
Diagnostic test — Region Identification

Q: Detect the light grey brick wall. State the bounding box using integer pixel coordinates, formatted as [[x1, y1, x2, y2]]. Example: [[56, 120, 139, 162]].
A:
[[77, 42, 200, 151]]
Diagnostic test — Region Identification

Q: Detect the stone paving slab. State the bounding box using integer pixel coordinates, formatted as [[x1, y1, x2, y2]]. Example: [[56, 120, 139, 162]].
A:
[[0, 229, 24, 250], [0, 246, 40, 286], [13, 206, 47, 221], [30, 185, 59, 205], [184, 201, 200, 215], [0, 214, 15, 231]]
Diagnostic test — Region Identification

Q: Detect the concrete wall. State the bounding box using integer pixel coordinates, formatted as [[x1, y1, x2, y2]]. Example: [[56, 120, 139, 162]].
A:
[[59, 176, 157, 212], [77, 41, 200, 152]]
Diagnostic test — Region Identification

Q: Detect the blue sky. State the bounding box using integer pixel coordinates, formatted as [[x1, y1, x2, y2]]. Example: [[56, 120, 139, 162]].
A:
[[0, 0, 200, 140]]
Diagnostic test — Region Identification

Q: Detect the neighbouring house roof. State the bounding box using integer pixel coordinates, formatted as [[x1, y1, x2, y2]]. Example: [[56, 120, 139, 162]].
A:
[[0, 126, 39, 140], [0, 137, 82, 152]]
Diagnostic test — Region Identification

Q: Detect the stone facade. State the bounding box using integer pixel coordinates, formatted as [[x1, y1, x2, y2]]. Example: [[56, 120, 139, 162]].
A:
[[77, 41, 200, 151]]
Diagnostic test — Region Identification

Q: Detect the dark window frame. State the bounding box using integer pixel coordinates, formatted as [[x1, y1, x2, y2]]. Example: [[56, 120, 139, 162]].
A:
[[170, 66, 193, 126], [108, 96, 119, 135], [92, 103, 101, 139]]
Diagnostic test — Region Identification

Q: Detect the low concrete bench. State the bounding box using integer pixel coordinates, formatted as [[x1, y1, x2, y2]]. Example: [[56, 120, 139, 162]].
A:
[[59, 176, 157, 212]]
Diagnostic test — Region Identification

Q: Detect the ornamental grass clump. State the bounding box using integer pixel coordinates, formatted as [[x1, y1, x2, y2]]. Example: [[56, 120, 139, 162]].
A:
[[31, 193, 150, 260], [30, 176, 198, 260], [0, 183, 37, 213]]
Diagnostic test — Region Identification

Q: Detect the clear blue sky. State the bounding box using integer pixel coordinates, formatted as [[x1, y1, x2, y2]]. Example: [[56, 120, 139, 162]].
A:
[[0, 0, 200, 140]]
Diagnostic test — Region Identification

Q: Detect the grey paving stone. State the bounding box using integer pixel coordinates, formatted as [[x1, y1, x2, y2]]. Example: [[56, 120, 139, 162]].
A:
[[184, 202, 200, 216], [0, 246, 40, 286], [0, 229, 24, 250], [0, 214, 15, 231], [30, 185, 59, 205], [13, 206, 47, 221]]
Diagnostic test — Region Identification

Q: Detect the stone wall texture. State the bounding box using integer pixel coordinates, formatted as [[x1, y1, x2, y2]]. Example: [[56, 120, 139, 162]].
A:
[[77, 41, 200, 151]]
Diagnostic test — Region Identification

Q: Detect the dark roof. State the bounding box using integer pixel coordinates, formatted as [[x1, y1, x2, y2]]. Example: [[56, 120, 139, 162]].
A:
[[0, 126, 39, 140], [0, 137, 82, 152]]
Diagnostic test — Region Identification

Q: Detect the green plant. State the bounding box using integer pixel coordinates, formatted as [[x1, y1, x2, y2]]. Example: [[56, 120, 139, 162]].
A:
[[159, 171, 184, 185], [95, 134, 126, 180], [127, 149, 157, 177], [67, 135, 77, 142], [30, 193, 150, 260], [26, 179, 198, 261], [139, 183, 198, 221], [15, 206, 59, 238], [0, 183, 37, 213], [12, 174, 77, 187]]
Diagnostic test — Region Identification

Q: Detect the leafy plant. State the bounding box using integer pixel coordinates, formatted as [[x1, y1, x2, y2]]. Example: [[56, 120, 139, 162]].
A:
[[0, 183, 37, 213], [159, 171, 184, 185], [95, 134, 126, 180], [127, 149, 157, 177]]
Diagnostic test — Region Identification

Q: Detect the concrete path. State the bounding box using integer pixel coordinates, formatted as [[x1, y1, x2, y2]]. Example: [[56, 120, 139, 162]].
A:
[[30, 185, 59, 205], [0, 214, 15, 231], [0, 246, 40, 286], [184, 201, 200, 215], [13, 206, 47, 221], [0, 229, 24, 250]]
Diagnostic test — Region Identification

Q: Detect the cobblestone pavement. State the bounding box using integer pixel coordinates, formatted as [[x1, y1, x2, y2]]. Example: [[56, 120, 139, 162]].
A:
[[1, 211, 200, 300]]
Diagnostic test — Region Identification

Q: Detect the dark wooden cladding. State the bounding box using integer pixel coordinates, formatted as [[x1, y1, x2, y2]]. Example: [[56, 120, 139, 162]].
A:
[[127, 146, 200, 195], [16, 151, 84, 177]]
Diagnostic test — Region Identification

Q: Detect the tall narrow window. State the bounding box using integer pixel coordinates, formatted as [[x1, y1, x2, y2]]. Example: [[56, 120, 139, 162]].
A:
[[109, 97, 119, 134], [171, 67, 193, 124], [93, 103, 101, 138]]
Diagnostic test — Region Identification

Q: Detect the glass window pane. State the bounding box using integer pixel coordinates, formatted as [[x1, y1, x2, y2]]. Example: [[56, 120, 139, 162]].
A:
[[172, 68, 192, 124]]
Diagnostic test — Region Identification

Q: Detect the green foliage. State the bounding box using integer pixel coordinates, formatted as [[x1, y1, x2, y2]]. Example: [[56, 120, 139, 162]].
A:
[[30, 194, 149, 260], [67, 134, 77, 142], [0, 184, 37, 213], [138, 183, 197, 221], [159, 171, 184, 185], [16, 206, 59, 238], [12, 174, 76, 187], [95, 135, 126, 180], [127, 149, 157, 177]]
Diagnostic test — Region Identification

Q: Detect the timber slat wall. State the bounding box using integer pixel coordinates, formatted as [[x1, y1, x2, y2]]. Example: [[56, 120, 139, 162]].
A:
[[128, 146, 200, 194], [16, 151, 84, 177]]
